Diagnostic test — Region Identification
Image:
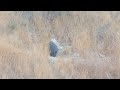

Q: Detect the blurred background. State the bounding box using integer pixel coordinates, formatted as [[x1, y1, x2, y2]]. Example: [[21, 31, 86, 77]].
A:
[[0, 11, 120, 79]]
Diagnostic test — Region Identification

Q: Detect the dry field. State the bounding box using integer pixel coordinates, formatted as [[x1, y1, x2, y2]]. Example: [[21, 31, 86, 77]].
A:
[[0, 11, 120, 79]]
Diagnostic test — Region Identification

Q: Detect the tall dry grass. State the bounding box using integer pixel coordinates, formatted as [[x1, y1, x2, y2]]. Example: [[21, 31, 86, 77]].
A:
[[0, 11, 120, 78]]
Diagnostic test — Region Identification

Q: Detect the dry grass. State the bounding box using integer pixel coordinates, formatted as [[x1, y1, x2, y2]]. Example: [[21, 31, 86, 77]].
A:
[[0, 35, 53, 79], [0, 11, 120, 79]]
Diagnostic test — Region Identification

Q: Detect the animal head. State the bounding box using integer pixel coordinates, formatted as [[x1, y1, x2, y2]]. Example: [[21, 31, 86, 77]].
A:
[[50, 38, 63, 50]]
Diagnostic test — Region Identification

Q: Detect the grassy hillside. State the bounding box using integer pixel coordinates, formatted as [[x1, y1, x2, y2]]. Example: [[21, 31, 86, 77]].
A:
[[0, 11, 120, 79]]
